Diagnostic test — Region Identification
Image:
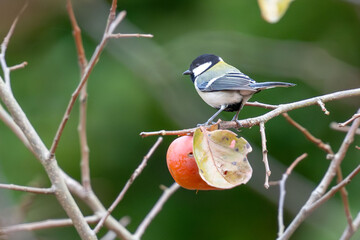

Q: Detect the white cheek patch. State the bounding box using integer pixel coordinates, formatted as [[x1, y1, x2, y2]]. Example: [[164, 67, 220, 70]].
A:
[[192, 61, 212, 77]]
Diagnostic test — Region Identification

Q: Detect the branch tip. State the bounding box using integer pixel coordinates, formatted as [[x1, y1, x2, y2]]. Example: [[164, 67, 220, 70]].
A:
[[9, 61, 28, 71], [317, 99, 330, 115]]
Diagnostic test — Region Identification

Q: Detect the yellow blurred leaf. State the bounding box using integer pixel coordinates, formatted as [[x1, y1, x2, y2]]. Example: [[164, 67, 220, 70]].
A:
[[193, 128, 253, 189], [258, 0, 294, 23]]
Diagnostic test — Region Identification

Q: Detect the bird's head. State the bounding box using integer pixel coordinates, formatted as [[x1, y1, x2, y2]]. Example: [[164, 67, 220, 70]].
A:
[[183, 54, 222, 81]]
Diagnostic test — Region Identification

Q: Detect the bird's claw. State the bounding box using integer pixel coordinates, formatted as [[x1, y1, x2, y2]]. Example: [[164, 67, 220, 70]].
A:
[[234, 119, 243, 128]]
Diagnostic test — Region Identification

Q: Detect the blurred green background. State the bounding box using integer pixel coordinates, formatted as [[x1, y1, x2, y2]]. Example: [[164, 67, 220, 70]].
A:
[[0, 0, 360, 239]]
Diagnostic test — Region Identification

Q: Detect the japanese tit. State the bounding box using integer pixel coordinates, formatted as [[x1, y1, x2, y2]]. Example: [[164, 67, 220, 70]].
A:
[[183, 54, 295, 125]]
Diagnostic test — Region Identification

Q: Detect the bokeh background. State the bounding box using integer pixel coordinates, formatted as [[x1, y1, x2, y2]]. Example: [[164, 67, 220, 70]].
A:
[[0, 0, 360, 239]]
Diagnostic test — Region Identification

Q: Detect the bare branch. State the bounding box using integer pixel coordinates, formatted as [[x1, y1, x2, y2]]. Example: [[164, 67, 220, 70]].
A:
[[109, 33, 153, 38], [105, 0, 118, 33], [0, 108, 132, 240], [221, 88, 360, 128], [0, 104, 35, 155], [283, 113, 334, 156], [100, 216, 131, 240], [0, 183, 54, 194], [9, 61, 27, 71], [141, 88, 360, 137], [94, 137, 163, 233], [339, 113, 360, 127], [278, 109, 360, 240], [279, 165, 360, 239], [107, 11, 127, 34], [140, 128, 196, 137], [133, 183, 180, 239], [310, 164, 360, 210], [277, 153, 307, 237], [0, 215, 100, 235], [49, 7, 150, 158], [330, 122, 360, 135], [66, 0, 92, 192], [0, 7, 96, 240], [336, 168, 353, 233], [341, 211, 360, 240], [286, 153, 308, 175], [277, 169, 287, 236], [259, 122, 271, 188], [66, 0, 88, 72], [0, 3, 27, 90], [245, 101, 278, 109], [317, 99, 330, 115], [62, 171, 133, 239]]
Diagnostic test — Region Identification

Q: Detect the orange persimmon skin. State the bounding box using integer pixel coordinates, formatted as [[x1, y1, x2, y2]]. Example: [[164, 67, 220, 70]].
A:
[[166, 136, 219, 190]]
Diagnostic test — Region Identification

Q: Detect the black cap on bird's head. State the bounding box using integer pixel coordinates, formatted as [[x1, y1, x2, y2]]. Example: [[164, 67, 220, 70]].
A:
[[183, 54, 222, 81]]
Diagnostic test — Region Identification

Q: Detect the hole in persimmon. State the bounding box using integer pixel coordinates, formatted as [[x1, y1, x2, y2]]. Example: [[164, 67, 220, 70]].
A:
[[188, 152, 193, 158]]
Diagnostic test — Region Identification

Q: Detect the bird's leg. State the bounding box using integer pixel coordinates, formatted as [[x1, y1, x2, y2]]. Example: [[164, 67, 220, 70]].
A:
[[232, 104, 244, 127], [200, 105, 227, 126]]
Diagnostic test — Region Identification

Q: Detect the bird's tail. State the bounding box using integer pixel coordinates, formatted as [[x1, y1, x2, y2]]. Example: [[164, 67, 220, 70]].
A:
[[249, 82, 295, 90]]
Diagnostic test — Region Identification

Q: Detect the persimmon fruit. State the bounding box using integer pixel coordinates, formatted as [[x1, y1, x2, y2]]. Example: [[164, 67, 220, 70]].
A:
[[166, 136, 218, 190]]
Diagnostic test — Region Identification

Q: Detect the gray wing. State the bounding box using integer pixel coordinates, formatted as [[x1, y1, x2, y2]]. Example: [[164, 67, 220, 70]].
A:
[[197, 72, 257, 92]]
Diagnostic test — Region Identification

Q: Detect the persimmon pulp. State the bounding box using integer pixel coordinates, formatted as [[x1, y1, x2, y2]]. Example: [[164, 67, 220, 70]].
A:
[[166, 136, 219, 190]]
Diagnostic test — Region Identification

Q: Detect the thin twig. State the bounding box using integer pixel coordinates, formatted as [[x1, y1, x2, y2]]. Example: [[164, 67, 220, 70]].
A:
[[0, 3, 27, 90], [0, 104, 35, 155], [107, 11, 127, 34], [280, 165, 360, 239], [336, 168, 353, 233], [341, 211, 360, 240], [141, 88, 360, 137], [100, 216, 131, 240], [277, 170, 287, 236], [109, 33, 153, 38], [259, 122, 271, 188], [245, 101, 278, 109], [140, 128, 197, 137], [286, 153, 308, 175], [133, 183, 180, 239], [282, 113, 334, 156], [93, 137, 163, 233], [49, 8, 151, 158], [0, 183, 54, 194], [317, 99, 330, 115], [330, 122, 360, 135], [9, 61, 27, 71], [339, 113, 360, 127], [310, 164, 360, 210], [0, 215, 100, 235], [105, 0, 118, 33], [66, 0, 92, 192], [277, 153, 307, 237], [62, 171, 133, 240], [67, 0, 88, 70]]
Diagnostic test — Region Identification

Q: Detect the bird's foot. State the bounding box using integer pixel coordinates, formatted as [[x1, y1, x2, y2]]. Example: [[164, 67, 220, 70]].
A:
[[234, 119, 243, 128]]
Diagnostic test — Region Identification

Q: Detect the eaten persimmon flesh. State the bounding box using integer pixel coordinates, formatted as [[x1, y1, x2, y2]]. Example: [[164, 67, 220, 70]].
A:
[[166, 136, 219, 190]]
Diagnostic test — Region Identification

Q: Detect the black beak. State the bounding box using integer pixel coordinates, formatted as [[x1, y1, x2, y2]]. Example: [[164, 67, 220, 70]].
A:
[[183, 70, 191, 75]]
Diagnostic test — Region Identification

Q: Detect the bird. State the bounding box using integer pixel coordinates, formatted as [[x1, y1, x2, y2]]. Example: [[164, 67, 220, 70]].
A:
[[183, 54, 295, 125]]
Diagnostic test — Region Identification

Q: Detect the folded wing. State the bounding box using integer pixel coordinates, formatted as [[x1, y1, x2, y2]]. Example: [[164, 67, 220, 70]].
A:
[[197, 72, 256, 92]]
